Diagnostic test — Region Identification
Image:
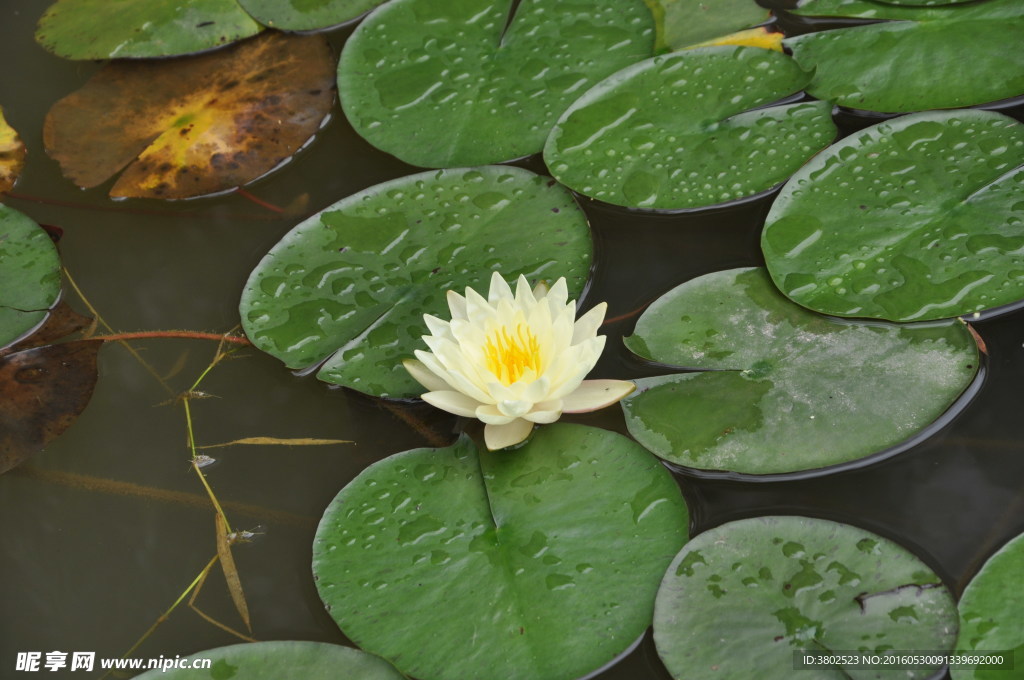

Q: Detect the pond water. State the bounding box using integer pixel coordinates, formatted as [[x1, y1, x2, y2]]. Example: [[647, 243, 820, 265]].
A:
[[1, 4, 1023, 679]]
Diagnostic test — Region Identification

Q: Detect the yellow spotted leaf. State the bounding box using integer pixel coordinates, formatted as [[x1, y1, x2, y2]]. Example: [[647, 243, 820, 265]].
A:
[[0, 107, 26, 194], [688, 27, 784, 52], [43, 32, 334, 200]]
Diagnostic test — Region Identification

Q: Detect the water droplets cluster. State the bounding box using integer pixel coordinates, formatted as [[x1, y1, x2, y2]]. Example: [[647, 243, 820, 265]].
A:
[[544, 46, 837, 210], [239, 166, 592, 397], [763, 110, 1024, 321], [338, 0, 655, 167]]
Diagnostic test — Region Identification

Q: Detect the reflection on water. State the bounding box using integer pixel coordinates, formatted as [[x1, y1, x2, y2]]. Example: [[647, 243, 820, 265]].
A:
[[0, 4, 1022, 680]]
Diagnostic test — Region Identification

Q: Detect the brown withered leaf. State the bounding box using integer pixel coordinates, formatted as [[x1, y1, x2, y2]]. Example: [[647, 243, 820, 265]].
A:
[[0, 106, 26, 194], [0, 339, 101, 474], [1, 302, 98, 474], [43, 32, 334, 199]]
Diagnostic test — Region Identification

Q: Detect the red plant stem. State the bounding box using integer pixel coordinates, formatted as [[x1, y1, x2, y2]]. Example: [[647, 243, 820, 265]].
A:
[[235, 188, 284, 214], [602, 303, 651, 326], [382, 401, 452, 449], [90, 331, 252, 346]]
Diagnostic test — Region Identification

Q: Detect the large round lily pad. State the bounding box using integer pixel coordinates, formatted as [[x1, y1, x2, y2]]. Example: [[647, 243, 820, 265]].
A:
[[793, 0, 1022, 21], [0, 205, 61, 350], [313, 424, 689, 680], [0, 106, 25, 194], [655, 516, 958, 680], [43, 32, 334, 200], [35, 0, 263, 60], [785, 4, 1024, 113], [762, 110, 1024, 322], [237, 0, 383, 30], [544, 46, 835, 210], [648, 0, 769, 52], [337, 0, 655, 168], [240, 166, 593, 398], [133, 641, 405, 679], [874, 0, 975, 5], [953, 531, 1024, 680], [621, 268, 978, 475]]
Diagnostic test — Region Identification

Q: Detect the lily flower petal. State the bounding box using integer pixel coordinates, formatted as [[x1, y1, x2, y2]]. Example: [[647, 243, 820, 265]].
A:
[[572, 302, 606, 344], [523, 406, 562, 424], [404, 273, 631, 450], [488, 271, 515, 302], [514, 275, 536, 308], [545, 277, 569, 313], [422, 390, 483, 418], [485, 418, 534, 450], [403, 359, 452, 393], [475, 403, 517, 425], [464, 285, 492, 320], [446, 289, 468, 321], [562, 379, 636, 413], [423, 313, 452, 338], [496, 399, 532, 419]]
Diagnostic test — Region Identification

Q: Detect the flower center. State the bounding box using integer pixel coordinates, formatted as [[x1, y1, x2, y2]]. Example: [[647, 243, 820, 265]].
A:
[[483, 324, 541, 385]]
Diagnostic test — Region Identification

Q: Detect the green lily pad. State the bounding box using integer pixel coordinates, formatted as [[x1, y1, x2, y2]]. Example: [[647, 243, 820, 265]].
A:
[[654, 516, 958, 680], [621, 268, 978, 475], [36, 0, 263, 60], [543, 46, 835, 210], [647, 0, 769, 52], [237, 0, 383, 31], [793, 0, 1022, 21], [0, 205, 61, 350], [785, 6, 1024, 113], [762, 110, 1024, 322], [313, 424, 689, 680], [239, 166, 593, 398], [953, 531, 1024, 680], [874, 0, 975, 5], [133, 641, 405, 679], [337, 0, 655, 168]]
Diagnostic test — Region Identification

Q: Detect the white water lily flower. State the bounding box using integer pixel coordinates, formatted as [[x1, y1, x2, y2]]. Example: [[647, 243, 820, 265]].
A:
[[403, 272, 635, 450]]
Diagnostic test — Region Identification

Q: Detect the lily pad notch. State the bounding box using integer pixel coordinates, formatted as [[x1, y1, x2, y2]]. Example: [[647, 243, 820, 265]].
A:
[[544, 46, 836, 211], [337, 0, 656, 167], [620, 267, 981, 476], [654, 515, 958, 680], [762, 109, 1024, 322], [785, 0, 1024, 113], [0, 205, 62, 349], [313, 424, 689, 680], [240, 166, 594, 398]]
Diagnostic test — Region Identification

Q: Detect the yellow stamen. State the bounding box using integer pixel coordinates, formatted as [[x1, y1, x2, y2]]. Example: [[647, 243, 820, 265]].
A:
[[483, 324, 541, 385]]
